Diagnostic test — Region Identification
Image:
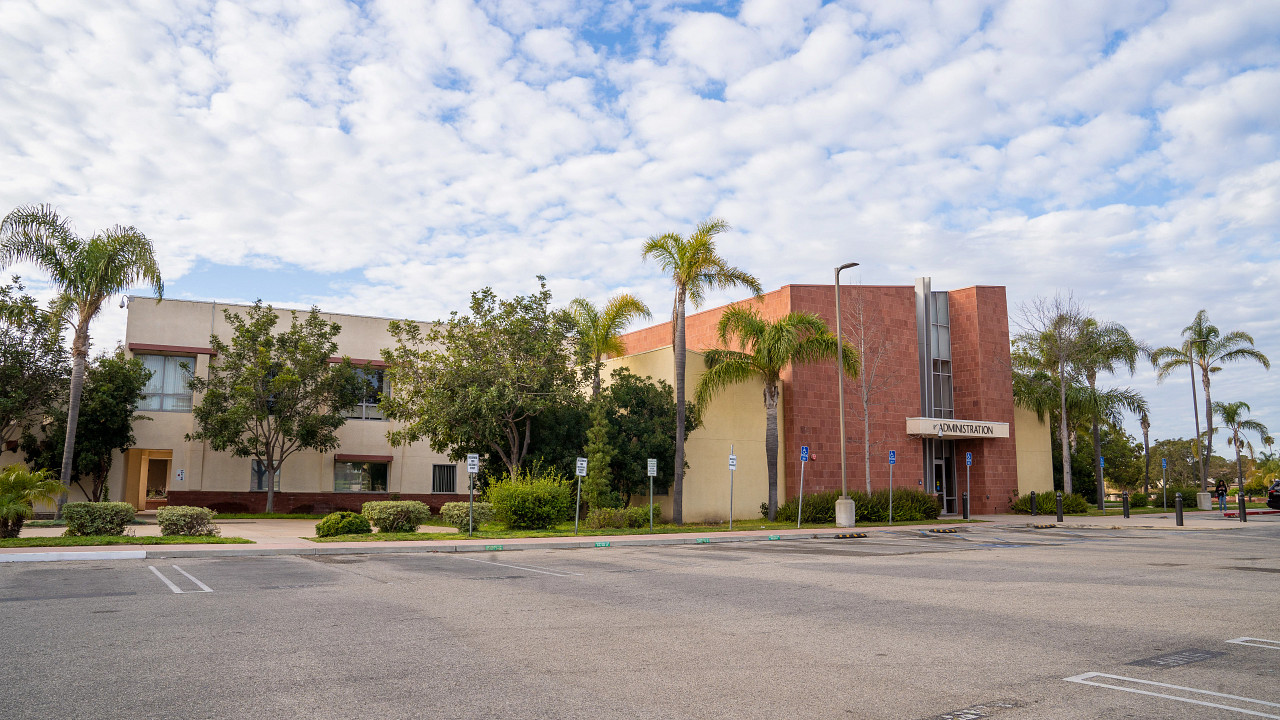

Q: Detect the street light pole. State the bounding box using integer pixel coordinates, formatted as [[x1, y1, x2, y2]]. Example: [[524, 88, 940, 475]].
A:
[[834, 261, 859, 527]]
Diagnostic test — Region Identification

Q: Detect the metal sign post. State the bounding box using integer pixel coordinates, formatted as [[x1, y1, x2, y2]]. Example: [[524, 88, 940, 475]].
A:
[[647, 458, 657, 529], [1162, 457, 1168, 510], [466, 454, 479, 537], [728, 446, 736, 530], [1099, 456, 1106, 515], [964, 451, 972, 520], [574, 457, 587, 534], [888, 450, 896, 525], [798, 446, 809, 528]]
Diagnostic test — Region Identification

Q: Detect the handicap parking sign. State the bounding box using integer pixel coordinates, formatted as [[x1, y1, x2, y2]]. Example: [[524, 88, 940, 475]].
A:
[[888, 450, 896, 465], [800, 446, 809, 462], [965, 452, 972, 466]]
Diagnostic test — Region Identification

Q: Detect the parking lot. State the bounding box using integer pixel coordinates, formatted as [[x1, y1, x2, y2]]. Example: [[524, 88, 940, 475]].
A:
[[2, 522, 1277, 719]]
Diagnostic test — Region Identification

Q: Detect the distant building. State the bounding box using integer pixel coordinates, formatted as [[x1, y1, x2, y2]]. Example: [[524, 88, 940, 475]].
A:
[[604, 279, 1052, 522]]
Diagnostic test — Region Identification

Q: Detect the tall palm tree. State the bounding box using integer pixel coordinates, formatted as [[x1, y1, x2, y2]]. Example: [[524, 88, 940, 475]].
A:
[[569, 293, 651, 397], [694, 307, 857, 520], [1213, 401, 1268, 494], [1076, 317, 1145, 507], [1153, 310, 1270, 490], [1139, 410, 1152, 493], [1012, 303, 1087, 494], [1, 204, 163, 504], [1149, 338, 1207, 488], [642, 218, 760, 524]]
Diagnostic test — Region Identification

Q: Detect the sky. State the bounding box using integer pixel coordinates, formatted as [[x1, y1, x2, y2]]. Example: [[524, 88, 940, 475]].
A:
[[1, 0, 1277, 453]]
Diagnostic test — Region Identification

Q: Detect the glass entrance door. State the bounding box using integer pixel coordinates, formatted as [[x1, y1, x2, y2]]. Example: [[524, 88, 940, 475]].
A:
[[932, 443, 958, 514]]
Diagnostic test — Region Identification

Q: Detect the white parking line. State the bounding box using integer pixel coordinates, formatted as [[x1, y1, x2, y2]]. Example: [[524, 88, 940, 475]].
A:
[[149, 565, 213, 594], [1065, 672, 1280, 718], [451, 555, 582, 577], [1228, 638, 1280, 651]]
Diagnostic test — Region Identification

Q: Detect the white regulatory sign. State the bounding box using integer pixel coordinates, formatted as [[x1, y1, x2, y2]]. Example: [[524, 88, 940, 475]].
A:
[[175, 469, 185, 483], [728, 454, 737, 471], [576, 457, 588, 476], [647, 458, 657, 477], [466, 454, 479, 474]]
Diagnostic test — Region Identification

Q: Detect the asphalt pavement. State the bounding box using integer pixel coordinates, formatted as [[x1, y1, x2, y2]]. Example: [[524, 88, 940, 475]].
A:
[[1, 520, 1277, 719]]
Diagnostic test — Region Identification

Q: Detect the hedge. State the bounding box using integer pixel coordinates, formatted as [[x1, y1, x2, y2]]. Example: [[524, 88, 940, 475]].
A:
[[156, 506, 220, 537], [361, 500, 432, 533], [63, 502, 135, 536], [586, 505, 661, 529], [486, 470, 574, 530], [440, 501, 494, 532], [315, 511, 372, 537], [774, 489, 941, 523], [1009, 492, 1091, 515]]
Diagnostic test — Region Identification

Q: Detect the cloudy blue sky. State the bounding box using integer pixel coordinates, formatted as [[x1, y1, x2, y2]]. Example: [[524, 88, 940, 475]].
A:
[[2, 0, 1277, 450]]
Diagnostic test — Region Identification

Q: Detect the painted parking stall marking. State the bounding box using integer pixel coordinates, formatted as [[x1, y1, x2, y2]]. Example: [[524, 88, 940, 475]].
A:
[[149, 565, 213, 594], [1126, 648, 1224, 668], [919, 699, 1022, 720], [449, 554, 582, 577], [1064, 672, 1280, 718], [1228, 638, 1280, 651]]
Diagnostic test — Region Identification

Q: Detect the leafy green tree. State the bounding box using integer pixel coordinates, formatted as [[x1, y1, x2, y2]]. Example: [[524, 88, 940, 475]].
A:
[[642, 219, 761, 524], [1, 204, 163, 507], [694, 307, 857, 520], [21, 349, 151, 503], [1152, 310, 1271, 489], [381, 279, 578, 478], [1213, 401, 1269, 494], [0, 464, 61, 538], [0, 277, 68, 445], [570, 294, 651, 397], [187, 302, 367, 513], [600, 368, 699, 505], [582, 401, 617, 509]]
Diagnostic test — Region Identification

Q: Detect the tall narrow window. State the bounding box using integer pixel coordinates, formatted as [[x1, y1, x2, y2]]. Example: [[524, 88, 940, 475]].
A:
[[347, 368, 386, 420], [251, 460, 280, 492], [137, 355, 195, 411]]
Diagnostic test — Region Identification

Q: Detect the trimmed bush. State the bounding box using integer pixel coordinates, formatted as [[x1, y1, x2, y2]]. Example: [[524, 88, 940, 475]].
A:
[[1009, 492, 1090, 515], [627, 504, 661, 527], [362, 500, 431, 533], [486, 468, 574, 530], [156, 506, 220, 537], [315, 511, 372, 537], [776, 489, 941, 523], [776, 491, 840, 523], [1129, 492, 1149, 508], [63, 502, 135, 536], [585, 505, 661, 529], [1164, 486, 1204, 507], [440, 501, 494, 532]]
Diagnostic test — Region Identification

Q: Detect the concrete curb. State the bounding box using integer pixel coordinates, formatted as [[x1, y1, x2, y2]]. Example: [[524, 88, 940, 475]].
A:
[[0, 550, 147, 563]]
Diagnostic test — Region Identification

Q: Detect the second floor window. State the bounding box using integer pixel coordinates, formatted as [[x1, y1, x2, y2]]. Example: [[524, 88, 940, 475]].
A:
[[137, 355, 195, 412], [347, 368, 386, 420]]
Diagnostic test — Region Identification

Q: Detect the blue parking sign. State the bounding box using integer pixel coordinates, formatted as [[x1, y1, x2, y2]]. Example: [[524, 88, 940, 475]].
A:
[[1100, 456, 1105, 467], [800, 446, 809, 462], [888, 450, 896, 465], [965, 452, 972, 466], [1162, 458, 1167, 469]]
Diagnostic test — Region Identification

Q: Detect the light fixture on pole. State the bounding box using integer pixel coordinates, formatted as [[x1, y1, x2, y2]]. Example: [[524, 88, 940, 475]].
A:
[[834, 261, 859, 528]]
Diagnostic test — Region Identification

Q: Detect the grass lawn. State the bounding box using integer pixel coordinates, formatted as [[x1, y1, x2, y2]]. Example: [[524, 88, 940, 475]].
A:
[[0, 535, 253, 548], [212, 512, 329, 520], [309, 517, 978, 542]]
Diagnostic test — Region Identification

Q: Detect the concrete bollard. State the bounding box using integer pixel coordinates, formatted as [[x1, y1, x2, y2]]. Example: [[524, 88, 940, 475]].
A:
[[1175, 493, 1183, 526]]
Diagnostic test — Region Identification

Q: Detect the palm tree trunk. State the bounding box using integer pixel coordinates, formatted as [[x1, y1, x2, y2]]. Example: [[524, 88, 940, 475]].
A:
[[1189, 363, 1205, 490], [1201, 366, 1214, 485], [1234, 433, 1244, 493], [672, 291, 686, 525], [58, 325, 90, 513], [764, 383, 779, 521], [1057, 362, 1073, 494], [1141, 417, 1151, 494], [591, 360, 601, 398], [1091, 408, 1103, 509]]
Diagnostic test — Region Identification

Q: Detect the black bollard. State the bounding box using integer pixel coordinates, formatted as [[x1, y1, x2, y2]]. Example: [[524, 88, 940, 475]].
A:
[[962, 492, 969, 520], [1123, 491, 1130, 519], [1056, 492, 1064, 522], [1175, 493, 1183, 526], [1030, 490, 1037, 516], [1238, 493, 1247, 523]]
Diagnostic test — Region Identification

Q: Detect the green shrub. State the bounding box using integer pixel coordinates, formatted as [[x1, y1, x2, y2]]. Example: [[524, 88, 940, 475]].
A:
[[361, 500, 431, 533], [586, 505, 663, 529], [1009, 492, 1090, 515], [156, 506, 220, 537], [315, 511, 372, 537], [486, 467, 574, 530], [627, 504, 661, 527], [0, 465, 61, 538], [440, 501, 494, 532], [1244, 477, 1269, 495], [1164, 486, 1204, 506], [1128, 492, 1149, 508], [776, 489, 941, 523], [63, 502, 135, 536]]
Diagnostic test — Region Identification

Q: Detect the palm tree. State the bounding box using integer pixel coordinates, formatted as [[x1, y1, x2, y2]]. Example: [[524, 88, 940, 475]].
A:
[[1, 204, 163, 505], [1213, 401, 1269, 495], [694, 307, 857, 520], [642, 218, 761, 524], [1153, 310, 1270, 490], [1139, 410, 1152, 493], [569, 294, 651, 397], [0, 464, 62, 538], [1012, 301, 1087, 494], [1076, 317, 1145, 507], [1149, 338, 1207, 489]]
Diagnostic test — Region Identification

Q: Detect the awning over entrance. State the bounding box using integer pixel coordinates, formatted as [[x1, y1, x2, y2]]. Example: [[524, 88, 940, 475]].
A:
[[906, 417, 1009, 439]]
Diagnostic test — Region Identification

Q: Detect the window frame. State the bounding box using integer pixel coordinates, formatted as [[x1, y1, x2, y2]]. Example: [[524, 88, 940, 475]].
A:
[[250, 460, 281, 492], [137, 354, 196, 413], [431, 464, 457, 493], [334, 460, 389, 493], [346, 368, 388, 421]]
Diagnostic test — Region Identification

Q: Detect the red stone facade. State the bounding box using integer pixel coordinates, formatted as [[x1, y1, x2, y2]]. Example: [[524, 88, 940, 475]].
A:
[[166, 490, 470, 515], [617, 283, 1019, 514]]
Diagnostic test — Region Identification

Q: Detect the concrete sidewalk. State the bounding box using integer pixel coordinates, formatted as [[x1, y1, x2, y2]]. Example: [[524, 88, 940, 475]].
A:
[[1, 507, 1257, 563]]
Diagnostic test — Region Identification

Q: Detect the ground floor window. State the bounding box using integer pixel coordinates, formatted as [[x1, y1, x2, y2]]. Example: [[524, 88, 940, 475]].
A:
[[251, 460, 280, 492], [432, 464, 457, 493], [335, 461, 388, 492]]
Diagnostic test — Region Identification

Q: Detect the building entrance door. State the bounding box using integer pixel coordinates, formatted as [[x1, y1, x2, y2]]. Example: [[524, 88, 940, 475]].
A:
[[933, 448, 958, 514]]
